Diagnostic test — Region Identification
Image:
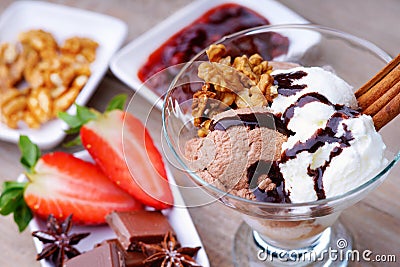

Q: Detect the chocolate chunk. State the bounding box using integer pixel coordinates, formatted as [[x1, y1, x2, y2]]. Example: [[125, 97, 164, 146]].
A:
[[106, 210, 175, 251], [125, 251, 147, 267], [64, 242, 124, 267], [95, 238, 121, 248], [96, 239, 147, 267]]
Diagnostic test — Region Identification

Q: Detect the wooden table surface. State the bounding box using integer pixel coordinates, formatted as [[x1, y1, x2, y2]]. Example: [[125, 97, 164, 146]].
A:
[[0, 0, 399, 266]]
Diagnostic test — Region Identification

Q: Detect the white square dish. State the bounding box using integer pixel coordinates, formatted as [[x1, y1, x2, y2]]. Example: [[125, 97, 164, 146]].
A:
[[22, 150, 209, 267], [0, 1, 127, 149], [110, 0, 314, 110]]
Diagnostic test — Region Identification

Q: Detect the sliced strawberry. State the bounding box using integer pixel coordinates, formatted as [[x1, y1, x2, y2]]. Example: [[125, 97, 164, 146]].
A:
[[24, 152, 143, 224], [0, 136, 142, 232], [81, 110, 173, 209], [59, 94, 174, 209]]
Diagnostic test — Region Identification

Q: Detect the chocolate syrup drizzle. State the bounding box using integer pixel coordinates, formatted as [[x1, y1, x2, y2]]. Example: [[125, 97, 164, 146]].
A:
[[282, 93, 358, 160], [209, 112, 293, 136], [273, 70, 308, 96], [247, 160, 290, 203], [282, 93, 331, 126]]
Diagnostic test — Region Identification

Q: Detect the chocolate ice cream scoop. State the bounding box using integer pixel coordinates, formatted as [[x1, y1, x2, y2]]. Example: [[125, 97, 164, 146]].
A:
[[185, 107, 288, 201]]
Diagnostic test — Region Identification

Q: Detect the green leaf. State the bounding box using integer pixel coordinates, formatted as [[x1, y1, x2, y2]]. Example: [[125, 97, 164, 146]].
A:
[[0, 188, 24, 215], [18, 136, 40, 173], [58, 105, 97, 140], [58, 111, 82, 129], [13, 201, 33, 232], [76, 104, 97, 122], [106, 94, 127, 111], [0, 181, 32, 232], [64, 126, 81, 135], [63, 135, 82, 148], [3, 181, 26, 191]]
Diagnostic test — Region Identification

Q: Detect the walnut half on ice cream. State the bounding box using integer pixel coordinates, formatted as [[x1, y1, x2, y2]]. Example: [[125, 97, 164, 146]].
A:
[[193, 44, 277, 136]]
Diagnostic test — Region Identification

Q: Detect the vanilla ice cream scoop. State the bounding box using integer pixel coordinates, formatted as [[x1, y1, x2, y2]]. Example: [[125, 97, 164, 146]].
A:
[[271, 67, 386, 202]]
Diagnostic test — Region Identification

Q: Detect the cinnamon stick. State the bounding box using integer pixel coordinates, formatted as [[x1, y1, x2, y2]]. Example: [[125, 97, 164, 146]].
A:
[[357, 65, 400, 110], [363, 79, 400, 116], [355, 54, 400, 98], [372, 92, 400, 131], [355, 53, 400, 130]]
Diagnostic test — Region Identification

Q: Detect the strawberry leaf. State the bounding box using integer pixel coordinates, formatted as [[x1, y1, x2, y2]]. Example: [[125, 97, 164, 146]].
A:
[[0, 181, 32, 232], [59, 104, 97, 136], [18, 136, 40, 173], [105, 94, 127, 111], [63, 135, 82, 148], [58, 105, 96, 129], [59, 94, 127, 148], [0, 185, 24, 215], [64, 126, 82, 135], [58, 112, 82, 130], [76, 104, 97, 122], [3, 181, 26, 191], [13, 201, 33, 232]]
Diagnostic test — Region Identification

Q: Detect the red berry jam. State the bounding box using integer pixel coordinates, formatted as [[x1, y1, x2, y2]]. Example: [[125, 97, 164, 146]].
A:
[[138, 3, 289, 98]]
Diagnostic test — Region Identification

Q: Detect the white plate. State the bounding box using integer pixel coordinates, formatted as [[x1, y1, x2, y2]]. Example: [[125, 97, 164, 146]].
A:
[[0, 1, 127, 149], [110, 0, 313, 110], [21, 150, 209, 267]]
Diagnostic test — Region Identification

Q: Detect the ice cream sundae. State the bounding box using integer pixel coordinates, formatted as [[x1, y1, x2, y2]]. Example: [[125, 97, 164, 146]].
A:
[[184, 44, 387, 204]]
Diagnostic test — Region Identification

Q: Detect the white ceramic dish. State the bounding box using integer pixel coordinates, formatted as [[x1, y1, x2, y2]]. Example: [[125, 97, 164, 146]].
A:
[[0, 1, 127, 149], [21, 150, 209, 267], [110, 0, 314, 110]]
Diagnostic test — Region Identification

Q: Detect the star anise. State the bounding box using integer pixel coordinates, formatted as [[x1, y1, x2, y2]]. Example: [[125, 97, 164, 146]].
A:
[[31, 214, 90, 267], [139, 231, 202, 267]]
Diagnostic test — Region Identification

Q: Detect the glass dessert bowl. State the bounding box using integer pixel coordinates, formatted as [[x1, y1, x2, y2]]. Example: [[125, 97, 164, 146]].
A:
[[162, 24, 399, 266]]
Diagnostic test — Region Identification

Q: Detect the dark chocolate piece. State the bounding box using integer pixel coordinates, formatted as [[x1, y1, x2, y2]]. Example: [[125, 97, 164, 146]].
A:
[[95, 238, 121, 248], [96, 239, 147, 267], [125, 251, 147, 267], [106, 210, 175, 251], [64, 242, 124, 267]]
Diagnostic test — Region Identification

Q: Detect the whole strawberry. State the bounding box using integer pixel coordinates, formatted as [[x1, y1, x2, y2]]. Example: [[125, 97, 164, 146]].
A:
[[0, 136, 142, 231], [59, 94, 174, 209]]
